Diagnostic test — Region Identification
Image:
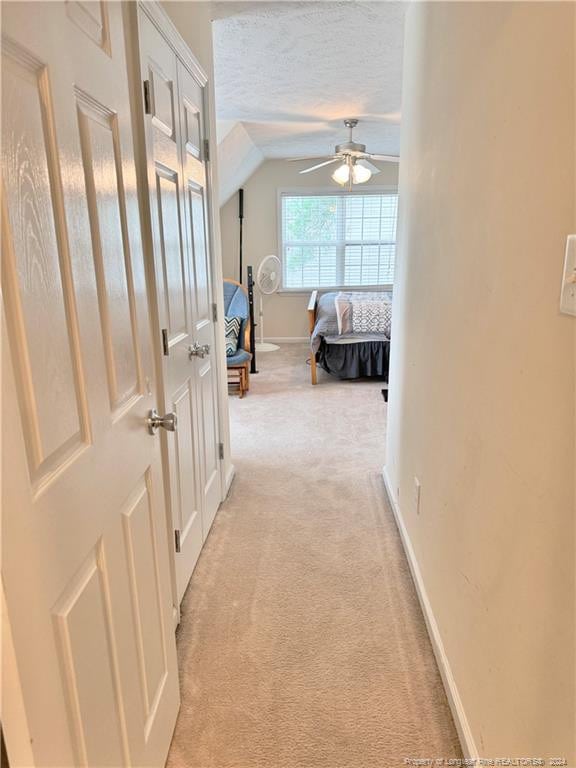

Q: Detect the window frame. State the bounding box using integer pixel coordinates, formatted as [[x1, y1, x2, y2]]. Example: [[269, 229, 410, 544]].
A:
[[277, 186, 399, 294]]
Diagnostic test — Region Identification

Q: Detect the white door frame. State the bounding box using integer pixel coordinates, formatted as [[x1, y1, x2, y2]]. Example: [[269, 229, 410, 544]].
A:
[[127, 1, 233, 617]]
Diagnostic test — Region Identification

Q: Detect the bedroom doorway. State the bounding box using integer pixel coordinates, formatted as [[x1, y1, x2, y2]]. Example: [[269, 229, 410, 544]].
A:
[[165, 2, 464, 766]]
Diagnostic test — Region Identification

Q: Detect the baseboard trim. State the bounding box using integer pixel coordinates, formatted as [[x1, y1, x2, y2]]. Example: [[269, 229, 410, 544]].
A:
[[223, 463, 235, 499], [263, 336, 308, 343], [382, 467, 479, 759]]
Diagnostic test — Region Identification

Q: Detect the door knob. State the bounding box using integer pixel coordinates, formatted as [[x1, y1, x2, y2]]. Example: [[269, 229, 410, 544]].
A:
[[188, 342, 210, 359], [147, 409, 177, 435]]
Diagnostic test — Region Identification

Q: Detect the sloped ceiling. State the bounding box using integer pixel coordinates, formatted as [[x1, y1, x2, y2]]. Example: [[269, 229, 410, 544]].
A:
[[212, 1, 406, 161], [218, 122, 264, 205]]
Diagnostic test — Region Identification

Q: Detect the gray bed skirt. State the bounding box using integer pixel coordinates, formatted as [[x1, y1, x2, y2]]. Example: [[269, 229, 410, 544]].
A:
[[316, 338, 390, 380]]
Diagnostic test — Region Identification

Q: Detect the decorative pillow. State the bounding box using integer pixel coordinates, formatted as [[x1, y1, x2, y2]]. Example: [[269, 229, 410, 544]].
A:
[[335, 292, 353, 335], [351, 298, 392, 336], [225, 316, 242, 357]]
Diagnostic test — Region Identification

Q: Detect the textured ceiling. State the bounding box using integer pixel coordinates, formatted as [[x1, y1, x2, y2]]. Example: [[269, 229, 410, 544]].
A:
[[212, 1, 406, 158]]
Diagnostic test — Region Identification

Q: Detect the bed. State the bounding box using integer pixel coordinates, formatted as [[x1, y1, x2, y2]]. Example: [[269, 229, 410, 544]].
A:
[[308, 290, 392, 385]]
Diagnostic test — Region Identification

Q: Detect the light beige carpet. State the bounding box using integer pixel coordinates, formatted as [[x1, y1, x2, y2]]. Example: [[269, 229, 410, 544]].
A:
[[167, 345, 462, 768]]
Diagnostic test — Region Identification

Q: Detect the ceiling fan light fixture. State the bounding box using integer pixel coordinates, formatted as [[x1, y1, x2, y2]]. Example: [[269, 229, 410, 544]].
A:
[[332, 162, 350, 186], [352, 162, 372, 184], [295, 119, 398, 185]]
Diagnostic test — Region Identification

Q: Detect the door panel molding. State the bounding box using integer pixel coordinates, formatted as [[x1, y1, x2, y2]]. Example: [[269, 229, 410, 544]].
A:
[[65, 0, 111, 55], [138, 1, 207, 88], [120, 471, 169, 741], [52, 544, 130, 768], [154, 166, 189, 344], [1, 38, 91, 491], [148, 64, 175, 139], [75, 88, 144, 418]]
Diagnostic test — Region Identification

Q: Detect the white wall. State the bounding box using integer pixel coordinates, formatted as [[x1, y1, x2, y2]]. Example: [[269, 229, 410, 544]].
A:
[[220, 159, 399, 340], [386, 1, 575, 759]]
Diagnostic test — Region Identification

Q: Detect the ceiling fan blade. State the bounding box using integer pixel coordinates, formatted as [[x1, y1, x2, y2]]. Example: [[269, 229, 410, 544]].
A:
[[367, 153, 400, 163], [356, 159, 381, 175], [286, 155, 332, 163], [299, 158, 340, 174]]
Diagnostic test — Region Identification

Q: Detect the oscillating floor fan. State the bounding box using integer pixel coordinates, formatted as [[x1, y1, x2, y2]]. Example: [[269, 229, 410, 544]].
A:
[[255, 255, 281, 352]]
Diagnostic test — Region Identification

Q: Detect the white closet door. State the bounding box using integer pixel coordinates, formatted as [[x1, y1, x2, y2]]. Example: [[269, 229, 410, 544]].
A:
[[138, 8, 223, 607], [138, 11, 206, 605], [177, 61, 222, 538], [1, 3, 179, 765]]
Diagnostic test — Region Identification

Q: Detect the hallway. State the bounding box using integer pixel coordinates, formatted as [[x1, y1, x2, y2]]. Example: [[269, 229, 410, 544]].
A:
[[167, 346, 461, 767]]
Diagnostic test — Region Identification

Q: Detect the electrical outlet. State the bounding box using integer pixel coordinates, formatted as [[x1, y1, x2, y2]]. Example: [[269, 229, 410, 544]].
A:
[[560, 235, 576, 316], [414, 476, 421, 515]]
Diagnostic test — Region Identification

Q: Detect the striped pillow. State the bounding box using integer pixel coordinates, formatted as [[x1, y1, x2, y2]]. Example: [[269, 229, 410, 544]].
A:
[[225, 316, 242, 357]]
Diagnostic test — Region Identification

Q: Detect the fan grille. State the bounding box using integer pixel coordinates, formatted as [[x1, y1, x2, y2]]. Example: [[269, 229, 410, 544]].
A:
[[257, 255, 281, 294]]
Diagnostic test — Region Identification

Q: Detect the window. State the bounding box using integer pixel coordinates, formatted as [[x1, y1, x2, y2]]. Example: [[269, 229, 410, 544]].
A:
[[280, 191, 398, 290]]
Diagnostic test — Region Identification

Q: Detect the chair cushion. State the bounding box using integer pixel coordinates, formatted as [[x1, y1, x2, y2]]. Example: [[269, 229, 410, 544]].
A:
[[225, 316, 242, 356], [223, 283, 249, 320], [226, 348, 252, 367]]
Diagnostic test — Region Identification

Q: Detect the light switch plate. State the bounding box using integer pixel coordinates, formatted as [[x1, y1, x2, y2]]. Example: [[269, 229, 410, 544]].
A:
[[560, 235, 576, 316]]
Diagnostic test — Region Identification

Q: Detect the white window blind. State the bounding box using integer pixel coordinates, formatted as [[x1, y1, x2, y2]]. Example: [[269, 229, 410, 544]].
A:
[[280, 192, 398, 290]]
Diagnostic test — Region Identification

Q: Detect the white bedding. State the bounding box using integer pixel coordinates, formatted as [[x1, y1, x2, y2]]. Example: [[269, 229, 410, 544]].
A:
[[311, 290, 393, 353]]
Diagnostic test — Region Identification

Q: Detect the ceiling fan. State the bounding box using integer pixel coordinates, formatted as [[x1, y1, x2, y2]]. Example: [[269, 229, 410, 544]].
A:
[[287, 118, 399, 189]]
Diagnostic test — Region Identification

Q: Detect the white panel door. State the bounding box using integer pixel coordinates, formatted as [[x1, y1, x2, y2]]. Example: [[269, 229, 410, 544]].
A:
[[177, 61, 222, 537], [1, 3, 179, 766], [138, 12, 205, 605]]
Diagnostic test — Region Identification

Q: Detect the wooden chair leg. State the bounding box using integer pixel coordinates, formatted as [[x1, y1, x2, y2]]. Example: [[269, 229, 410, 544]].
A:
[[227, 364, 250, 397], [308, 291, 319, 385], [310, 350, 318, 385]]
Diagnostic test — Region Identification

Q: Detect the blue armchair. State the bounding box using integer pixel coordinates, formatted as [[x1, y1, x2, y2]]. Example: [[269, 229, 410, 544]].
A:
[[223, 279, 252, 397]]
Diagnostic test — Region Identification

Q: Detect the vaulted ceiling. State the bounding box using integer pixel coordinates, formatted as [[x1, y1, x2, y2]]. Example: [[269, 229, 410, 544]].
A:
[[211, 1, 406, 202]]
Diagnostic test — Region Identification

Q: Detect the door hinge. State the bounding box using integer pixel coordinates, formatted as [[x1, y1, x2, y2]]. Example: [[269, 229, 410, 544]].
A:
[[161, 328, 169, 356], [218, 442, 224, 460], [212, 303, 218, 323], [143, 80, 151, 115], [203, 138, 210, 162], [174, 529, 181, 553]]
